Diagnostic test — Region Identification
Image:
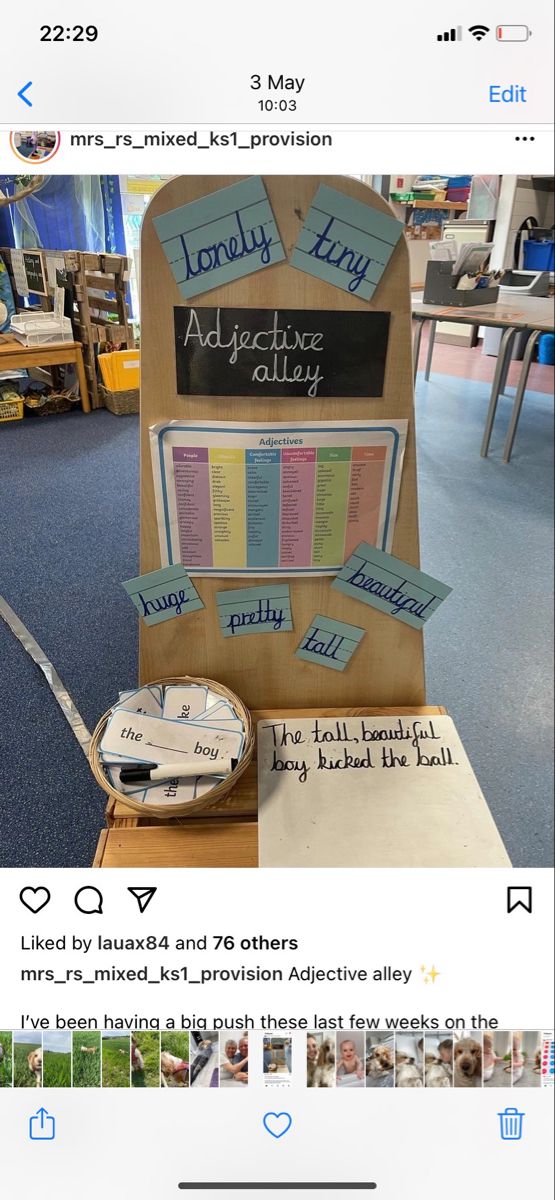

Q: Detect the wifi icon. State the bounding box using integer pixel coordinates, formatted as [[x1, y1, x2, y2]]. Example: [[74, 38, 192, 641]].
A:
[[469, 24, 490, 40]]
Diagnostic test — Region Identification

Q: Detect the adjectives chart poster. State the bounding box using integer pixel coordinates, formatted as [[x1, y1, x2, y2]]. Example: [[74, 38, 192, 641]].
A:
[[150, 420, 407, 577]]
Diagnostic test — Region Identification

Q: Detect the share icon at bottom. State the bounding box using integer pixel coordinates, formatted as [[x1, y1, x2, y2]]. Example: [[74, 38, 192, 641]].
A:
[[127, 886, 157, 914]]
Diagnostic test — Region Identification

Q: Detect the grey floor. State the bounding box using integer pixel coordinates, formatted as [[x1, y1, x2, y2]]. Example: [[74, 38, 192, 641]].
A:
[[0, 368, 553, 867]]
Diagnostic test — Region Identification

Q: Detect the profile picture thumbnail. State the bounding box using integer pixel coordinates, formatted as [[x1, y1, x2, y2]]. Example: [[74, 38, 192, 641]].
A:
[[10, 131, 61, 164]]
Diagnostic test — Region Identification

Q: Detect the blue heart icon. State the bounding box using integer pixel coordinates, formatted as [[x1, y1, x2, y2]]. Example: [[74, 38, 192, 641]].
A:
[[263, 1112, 292, 1139]]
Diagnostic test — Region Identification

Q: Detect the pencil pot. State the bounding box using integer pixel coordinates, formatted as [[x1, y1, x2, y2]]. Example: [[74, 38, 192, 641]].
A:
[[89, 676, 254, 818]]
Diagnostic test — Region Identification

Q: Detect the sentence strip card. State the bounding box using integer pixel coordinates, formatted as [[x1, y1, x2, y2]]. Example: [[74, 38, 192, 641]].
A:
[[295, 613, 365, 672], [216, 584, 293, 638], [122, 563, 204, 626], [290, 183, 404, 301], [332, 541, 452, 630], [100, 710, 243, 767], [153, 176, 285, 300]]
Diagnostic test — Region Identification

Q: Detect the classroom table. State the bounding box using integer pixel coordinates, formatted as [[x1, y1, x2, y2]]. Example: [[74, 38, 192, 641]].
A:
[[0, 336, 91, 413], [411, 294, 554, 462]]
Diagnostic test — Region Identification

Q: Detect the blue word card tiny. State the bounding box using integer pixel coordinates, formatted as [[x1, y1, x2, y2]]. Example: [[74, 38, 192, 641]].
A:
[[291, 183, 404, 301], [216, 584, 293, 638], [122, 563, 204, 626], [295, 613, 365, 672], [332, 542, 452, 630], [153, 176, 285, 300]]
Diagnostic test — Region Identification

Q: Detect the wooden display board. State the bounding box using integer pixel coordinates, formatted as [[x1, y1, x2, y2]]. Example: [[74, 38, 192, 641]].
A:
[[139, 176, 424, 709]]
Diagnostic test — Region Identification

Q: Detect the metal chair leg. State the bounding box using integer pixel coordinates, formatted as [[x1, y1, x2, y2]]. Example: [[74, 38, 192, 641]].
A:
[[502, 329, 542, 463], [412, 318, 425, 385], [480, 327, 517, 457], [424, 320, 437, 380]]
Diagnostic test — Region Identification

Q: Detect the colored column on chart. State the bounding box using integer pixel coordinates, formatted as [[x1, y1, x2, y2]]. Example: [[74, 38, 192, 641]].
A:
[[172, 447, 213, 567], [209, 448, 247, 568], [312, 447, 351, 567], [345, 445, 387, 558], [246, 448, 280, 568], [280, 448, 316, 568]]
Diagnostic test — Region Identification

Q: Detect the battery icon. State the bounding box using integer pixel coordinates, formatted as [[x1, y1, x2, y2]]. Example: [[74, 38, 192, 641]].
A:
[[496, 25, 531, 40]]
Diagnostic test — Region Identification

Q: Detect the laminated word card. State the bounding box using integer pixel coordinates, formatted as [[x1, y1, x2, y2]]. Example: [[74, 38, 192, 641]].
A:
[[153, 176, 285, 300], [291, 184, 404, 301], [258, 716, 511, 868], [333, 543, 451, 630]]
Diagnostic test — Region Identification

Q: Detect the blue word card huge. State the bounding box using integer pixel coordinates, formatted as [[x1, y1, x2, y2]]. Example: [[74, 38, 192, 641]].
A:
[[295, 613, 365, 672], [291, 183, 404, 301], [216, 584, 293, 638], [332, 542, 452, 630], [153, 177, 285, 300], [122, 564, 204, 626]]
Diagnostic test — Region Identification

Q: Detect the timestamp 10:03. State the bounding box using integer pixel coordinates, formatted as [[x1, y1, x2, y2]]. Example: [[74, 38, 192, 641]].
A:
[[258, 100, 297, 111]]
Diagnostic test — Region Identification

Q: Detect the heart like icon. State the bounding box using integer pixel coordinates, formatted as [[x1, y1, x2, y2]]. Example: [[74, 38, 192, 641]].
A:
[[20, 887, 51, 914], [263, 1112, 292, 1140]]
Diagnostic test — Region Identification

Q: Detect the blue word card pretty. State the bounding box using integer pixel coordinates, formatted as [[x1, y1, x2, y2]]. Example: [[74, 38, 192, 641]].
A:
[[153, 177, 285, 300], [332, 542, 452, 630], [122, 564, 204, 626], [216, 584, 293, 638], [291, 183, 404, 301], [295, 613, 365, 672]]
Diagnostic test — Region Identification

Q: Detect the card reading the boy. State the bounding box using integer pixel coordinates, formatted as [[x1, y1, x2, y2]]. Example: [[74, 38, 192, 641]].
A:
[[291, 184, 404, 301], [332, 542, 451, 630], [216, 584, 293, 638], [295, 613, 365, 672], [122, 564, 204, 626], [153, 177, 285, 300]]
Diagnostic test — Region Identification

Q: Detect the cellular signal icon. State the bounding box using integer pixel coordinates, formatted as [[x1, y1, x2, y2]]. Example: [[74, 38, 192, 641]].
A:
[[437, 26, 462, 41]]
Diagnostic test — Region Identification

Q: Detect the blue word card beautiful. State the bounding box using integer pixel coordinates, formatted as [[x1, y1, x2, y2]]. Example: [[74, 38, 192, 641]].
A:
[[295, 613, 365, 672], [291, 183, 404, 300], [332, 542, 452, 630], [153, 177, 285, 300], [122, 564, 204, 626], [216, 584, 293, 638]]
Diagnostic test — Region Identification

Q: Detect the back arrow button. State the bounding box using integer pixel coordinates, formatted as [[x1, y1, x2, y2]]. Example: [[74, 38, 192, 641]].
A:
[[18, 81, 33, 107]]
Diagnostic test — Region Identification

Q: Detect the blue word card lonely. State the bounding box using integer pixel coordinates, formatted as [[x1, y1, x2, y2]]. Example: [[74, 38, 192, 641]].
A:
[[153, 176, 286, 300]]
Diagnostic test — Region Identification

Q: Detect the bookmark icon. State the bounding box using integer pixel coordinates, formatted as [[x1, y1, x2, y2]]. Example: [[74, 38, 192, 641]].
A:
[[127, 886, 157, 914]]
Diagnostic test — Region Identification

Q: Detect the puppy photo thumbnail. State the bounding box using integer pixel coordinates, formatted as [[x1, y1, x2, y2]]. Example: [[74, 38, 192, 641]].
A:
[[101, 1033, 130, 1088], [72, 1031, 101, 1088], [365, 1032, 395, 1088], [512, 1030, 542, 1088], [13, 1032, 42, 1089], [307, 1032, 336, 1088], [161, 1032, 189, 1087], [131, 1031, 161, 1088], [395, 1033, 424, 1087], [422, 1033, 452, 1088], [453, 1031, 482, 1088]]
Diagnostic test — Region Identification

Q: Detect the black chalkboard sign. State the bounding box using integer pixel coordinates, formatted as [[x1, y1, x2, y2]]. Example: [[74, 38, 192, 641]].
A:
[[22, 250, 48, 296], [174, 306, 390, 398]]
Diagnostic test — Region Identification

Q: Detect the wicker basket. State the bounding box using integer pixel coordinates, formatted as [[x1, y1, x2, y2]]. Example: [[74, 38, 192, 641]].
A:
[[89, 676, 254, 817], [99, 383, 139, 415]]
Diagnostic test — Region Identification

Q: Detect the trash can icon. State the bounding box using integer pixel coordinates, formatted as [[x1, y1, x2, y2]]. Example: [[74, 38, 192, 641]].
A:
[[498, 1107, 524, 1140]]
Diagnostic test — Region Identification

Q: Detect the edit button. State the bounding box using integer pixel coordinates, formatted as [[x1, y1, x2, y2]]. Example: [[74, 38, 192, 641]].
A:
[[489, 84, 528, 103]]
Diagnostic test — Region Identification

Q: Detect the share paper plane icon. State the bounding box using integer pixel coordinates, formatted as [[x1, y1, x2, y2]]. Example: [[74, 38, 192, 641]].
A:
[[127, 886, 157, 914]]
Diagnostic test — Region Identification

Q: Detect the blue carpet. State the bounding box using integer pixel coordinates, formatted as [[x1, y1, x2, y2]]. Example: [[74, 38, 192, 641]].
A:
[[0, 375, 553, 867]]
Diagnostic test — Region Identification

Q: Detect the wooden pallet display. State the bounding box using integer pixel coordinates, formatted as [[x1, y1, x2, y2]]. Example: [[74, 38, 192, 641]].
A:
[[68, 251, 135, 408]]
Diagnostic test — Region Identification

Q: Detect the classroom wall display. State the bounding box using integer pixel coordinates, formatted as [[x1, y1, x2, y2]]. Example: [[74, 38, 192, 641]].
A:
[[152, 176, 285, 300], [332, 542, 452, 630], [290, 184, 404, 301], [21, 250, 48, 296], [149, 419, 407, 575], [140, 176, 423, 709], [257, 716, 511, 867], [174, 306, 391, 398]]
